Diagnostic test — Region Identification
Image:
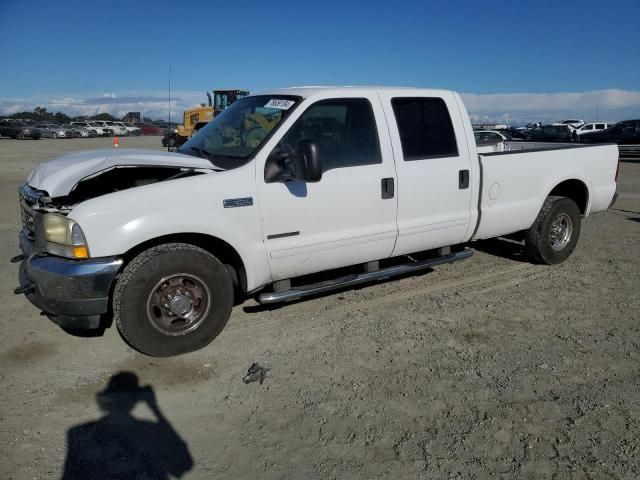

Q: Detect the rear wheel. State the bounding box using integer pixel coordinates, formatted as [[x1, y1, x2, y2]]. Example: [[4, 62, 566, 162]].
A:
[[113, 243, 234, 356], [524, 196, 581, 264]]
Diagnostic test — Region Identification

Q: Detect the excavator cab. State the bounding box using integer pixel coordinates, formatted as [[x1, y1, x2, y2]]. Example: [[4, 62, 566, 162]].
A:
[[213, 90, 250, 117]]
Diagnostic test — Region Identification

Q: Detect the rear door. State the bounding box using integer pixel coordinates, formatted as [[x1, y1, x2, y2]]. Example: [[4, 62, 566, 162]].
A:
[[379, 91, 474, 255], [257, 93, 398, 281]]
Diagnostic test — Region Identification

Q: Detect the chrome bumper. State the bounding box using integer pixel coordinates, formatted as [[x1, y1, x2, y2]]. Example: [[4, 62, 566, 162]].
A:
[[16, 243, 122, 329]]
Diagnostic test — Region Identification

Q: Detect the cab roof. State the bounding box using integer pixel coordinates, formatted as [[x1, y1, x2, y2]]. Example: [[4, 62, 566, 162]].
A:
[[255, 86, 455, 100]]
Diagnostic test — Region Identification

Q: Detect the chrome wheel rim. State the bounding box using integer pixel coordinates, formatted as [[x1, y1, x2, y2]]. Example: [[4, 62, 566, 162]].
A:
[[549, 213, 573, 251], [146, 273, 211, 336]]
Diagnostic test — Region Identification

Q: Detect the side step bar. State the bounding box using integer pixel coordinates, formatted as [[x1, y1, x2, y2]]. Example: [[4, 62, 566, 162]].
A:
[[257, 248, 473, 304]]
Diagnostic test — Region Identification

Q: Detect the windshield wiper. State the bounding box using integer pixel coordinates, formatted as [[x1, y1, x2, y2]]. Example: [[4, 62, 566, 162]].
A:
[[182, 146, 213, 159], [180, 146, 227, 171]]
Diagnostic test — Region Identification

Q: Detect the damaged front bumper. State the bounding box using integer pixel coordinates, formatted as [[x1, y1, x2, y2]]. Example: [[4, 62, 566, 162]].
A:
[[15, 233, 122, 330]]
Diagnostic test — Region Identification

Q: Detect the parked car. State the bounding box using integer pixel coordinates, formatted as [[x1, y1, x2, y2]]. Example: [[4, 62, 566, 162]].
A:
[[114, 122, 141, 136], [135, 123, 165, 135], [574, 122, 608, 137], [33, 123, 75, 139], [71, 122, 102, 136], [65, 124, 94, 138], [499, 127, 529, 140], [90, 121, 116, 136], [553, 119, 585, 130], [579, 120, 640, 144], [0, 120, 42, 139], [474, 130, 508, 153], [14, 87, 618, 356], [528, 124, 574, 142], [104, 121, 128, 136]]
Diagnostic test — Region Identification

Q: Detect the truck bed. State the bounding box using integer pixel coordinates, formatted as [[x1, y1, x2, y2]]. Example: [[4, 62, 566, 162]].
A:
[[472, 143, 618, 240]]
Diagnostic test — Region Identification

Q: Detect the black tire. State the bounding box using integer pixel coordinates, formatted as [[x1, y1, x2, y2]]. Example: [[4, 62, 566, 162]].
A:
[[113, 243, 234, 356], [524, 196, 581, 264], [17, 132, 25, 140], [51, 132, 58, 139]]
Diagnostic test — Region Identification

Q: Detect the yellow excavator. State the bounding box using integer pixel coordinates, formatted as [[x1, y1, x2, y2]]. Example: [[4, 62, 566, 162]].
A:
[[163, 89, 249, 147]]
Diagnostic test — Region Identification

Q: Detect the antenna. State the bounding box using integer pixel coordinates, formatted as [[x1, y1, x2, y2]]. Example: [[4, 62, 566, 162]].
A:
[[168, 65, 172, 152]]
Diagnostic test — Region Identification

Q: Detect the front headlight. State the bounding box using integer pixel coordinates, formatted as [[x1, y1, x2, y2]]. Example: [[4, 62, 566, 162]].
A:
[[42, 214, 90, 259]]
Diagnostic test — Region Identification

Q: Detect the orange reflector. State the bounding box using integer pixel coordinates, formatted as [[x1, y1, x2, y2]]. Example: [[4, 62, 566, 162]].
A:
[[73, 246, 89, 258]]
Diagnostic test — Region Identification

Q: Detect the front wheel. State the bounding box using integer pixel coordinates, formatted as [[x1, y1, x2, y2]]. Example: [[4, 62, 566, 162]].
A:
[[51, 132, 58, 139], [113, 243, 234, 356], [17, 132, 25, 140], [524, 196, 581, 264]]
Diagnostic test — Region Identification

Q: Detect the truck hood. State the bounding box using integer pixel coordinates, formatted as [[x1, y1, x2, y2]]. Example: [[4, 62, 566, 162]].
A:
[[27, 148, 215, 197]]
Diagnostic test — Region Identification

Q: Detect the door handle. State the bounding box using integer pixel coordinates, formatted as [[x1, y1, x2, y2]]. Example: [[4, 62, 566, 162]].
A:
[[381, 178, 394, 199], [459, 170, 469, 189]]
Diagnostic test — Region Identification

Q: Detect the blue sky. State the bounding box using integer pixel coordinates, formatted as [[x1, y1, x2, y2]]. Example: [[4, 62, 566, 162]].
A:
[[1, 0, 639, 123]]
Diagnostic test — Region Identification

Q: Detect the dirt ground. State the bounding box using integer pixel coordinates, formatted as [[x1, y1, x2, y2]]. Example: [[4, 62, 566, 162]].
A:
[[0, 136, 638, 479]]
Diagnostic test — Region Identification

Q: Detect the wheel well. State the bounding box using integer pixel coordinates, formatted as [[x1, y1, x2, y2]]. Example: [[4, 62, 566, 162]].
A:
[[549, 179, 589, 214], [122, 233, 247, 293]]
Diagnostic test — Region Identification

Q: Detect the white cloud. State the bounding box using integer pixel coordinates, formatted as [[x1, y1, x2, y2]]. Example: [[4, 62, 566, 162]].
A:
[[461, 89, 640, 124], [1, 88, 639, 125]]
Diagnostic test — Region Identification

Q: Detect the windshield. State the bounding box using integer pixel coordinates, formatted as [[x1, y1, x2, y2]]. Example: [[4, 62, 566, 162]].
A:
[[180, 95, 300, 169]]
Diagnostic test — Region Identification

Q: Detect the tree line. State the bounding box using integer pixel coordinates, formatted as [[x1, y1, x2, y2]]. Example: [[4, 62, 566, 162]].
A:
[[0, 107, 155, 123]]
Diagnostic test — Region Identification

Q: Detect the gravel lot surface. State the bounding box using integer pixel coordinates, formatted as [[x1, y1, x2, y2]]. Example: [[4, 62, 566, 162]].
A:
[[0, 136, 638, 479]]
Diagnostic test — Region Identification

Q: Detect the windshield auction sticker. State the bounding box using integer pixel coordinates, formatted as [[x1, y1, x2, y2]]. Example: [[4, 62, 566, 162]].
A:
[[264, 99, 295, 110]]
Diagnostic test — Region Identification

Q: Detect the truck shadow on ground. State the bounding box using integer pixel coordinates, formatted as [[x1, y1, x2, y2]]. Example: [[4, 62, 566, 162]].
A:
[[472, 237, 530, 263], [61, 371, 193, 480], [611, 207, 640, 215], [243, 239, 533, 314], [242, 267, 439, 313]]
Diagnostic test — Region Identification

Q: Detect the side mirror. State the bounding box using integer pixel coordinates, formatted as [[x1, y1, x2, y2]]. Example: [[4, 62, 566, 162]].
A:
[[295, 140, 322, 183], [265, 140, 322, 183]]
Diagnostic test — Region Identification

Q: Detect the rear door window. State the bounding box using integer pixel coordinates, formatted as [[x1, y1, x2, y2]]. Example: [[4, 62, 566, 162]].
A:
[[391, 98, 458, 160]]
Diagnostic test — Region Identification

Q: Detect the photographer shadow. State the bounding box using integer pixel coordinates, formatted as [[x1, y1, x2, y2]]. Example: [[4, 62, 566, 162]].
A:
[[62, 371, 193, 480]]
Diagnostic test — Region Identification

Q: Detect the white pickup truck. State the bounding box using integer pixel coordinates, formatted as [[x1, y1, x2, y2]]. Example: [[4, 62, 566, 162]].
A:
[[13, 87, 619, 356]]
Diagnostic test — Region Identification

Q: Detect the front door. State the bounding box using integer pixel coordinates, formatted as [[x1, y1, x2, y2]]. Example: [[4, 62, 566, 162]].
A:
[[257, 94, 398, 281]]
